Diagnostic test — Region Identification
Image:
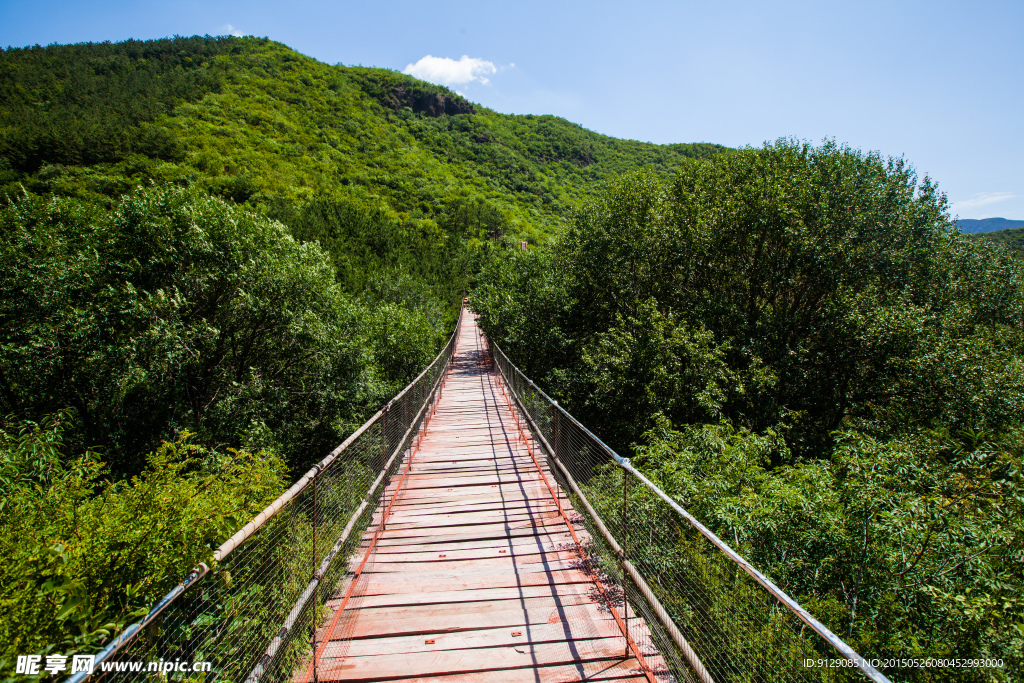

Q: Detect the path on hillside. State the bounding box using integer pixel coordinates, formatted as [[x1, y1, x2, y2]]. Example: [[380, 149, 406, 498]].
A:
[[305, 309, 663, 682]]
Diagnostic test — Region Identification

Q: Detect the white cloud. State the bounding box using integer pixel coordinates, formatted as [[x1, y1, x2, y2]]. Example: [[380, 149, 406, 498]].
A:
[[221, 24, 243, 37], [403, 55, 497, 87], [951, 191, 1016, 212]]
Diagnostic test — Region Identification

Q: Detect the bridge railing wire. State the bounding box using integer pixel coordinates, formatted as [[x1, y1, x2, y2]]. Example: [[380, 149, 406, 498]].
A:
[[70, 307, 464, 683], [487, 338, 891, 683]]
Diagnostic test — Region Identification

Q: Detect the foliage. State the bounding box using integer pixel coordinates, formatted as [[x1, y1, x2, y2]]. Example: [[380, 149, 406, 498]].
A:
[[280, 189, 469, 313], [0, 411, 91, 504], [0, 185, 445, 476], [0, 37, 234, 173], [0, 420, 285, 660], [474, 140, 1024, 676], [632, 421, 1024, 681], [975, 225, 1024, 259], [475, 140, 1024, 453]]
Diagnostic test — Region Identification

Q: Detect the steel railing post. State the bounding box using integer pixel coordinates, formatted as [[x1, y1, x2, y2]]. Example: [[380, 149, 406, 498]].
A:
[[552, 404, 560, 461], [380, 405, 388, 474], [312, 472, 319, 683], [622, 467, 629, 658]]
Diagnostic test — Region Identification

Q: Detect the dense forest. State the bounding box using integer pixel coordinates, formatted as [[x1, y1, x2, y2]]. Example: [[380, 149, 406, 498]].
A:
[[975, 225, 1024, 259], [0, 35, 723, 244], [474, 141, 1024, 681], [0, 36, 722, 666]]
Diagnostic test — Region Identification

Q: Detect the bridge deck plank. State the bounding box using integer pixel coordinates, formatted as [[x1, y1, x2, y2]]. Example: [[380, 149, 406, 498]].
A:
[[304, 309, 662, 682]]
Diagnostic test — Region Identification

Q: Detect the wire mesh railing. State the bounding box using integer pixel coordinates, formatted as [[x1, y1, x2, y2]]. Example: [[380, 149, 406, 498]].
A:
[[487, 337, 892, 683], [69, 307, 464, 683]]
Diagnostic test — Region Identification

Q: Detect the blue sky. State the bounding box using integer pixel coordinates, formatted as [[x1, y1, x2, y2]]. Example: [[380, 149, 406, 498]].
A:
[[2, 0, 1021, 220]]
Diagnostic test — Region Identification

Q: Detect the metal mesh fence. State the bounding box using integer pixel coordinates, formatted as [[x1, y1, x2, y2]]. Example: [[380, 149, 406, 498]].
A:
[[72, 308, 463, 683], [488, 338, 890, 683]]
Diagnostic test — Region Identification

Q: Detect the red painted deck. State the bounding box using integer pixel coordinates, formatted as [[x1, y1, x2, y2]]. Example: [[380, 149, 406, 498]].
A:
[[305, 310, 664, 682]]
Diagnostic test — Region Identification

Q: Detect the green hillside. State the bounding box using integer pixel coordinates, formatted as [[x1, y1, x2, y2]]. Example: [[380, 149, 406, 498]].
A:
[[0, 35, 724, 245], [0, 33, 727, 489], [974, 224, 1024, 258]]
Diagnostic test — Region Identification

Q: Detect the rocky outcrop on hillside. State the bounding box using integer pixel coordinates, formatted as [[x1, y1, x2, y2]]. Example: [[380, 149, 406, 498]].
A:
[[386, 86, 474, 117], [342, 65, 474, 118]]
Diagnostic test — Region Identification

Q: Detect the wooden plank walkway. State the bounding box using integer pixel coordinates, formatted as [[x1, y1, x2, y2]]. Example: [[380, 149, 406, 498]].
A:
[[306, 309, 665, 682]]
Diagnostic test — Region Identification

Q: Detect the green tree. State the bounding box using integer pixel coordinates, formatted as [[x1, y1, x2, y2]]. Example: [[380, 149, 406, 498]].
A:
[[473, 140, 1024, 677], [476, 139, 1024, 453], [441, 197, 509, 241], [0, 185, 384, 474], [0, 415, 285, 660]]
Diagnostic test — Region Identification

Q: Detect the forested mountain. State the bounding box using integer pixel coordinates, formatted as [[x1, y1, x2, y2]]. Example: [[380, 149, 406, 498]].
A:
[[0, 35, 726, 661], [475, 141, 1024, 681], [0, 35, 723, 245]]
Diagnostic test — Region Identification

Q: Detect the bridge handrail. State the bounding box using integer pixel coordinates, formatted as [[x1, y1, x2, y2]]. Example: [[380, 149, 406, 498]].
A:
[[487, 337, 891, 683], [71, 305, 464, 683]]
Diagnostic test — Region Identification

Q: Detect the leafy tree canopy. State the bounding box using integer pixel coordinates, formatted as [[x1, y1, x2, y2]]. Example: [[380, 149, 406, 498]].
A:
[[476, 140, 1024, 453], [0, 185, 447, 475], [974, 224, 1024, 260], [473, 141, 1024, 677]]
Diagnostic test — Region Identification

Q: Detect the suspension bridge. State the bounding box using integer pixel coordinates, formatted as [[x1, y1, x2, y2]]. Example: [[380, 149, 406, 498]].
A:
[[76, 307, 889, 683], [302, 310, 662, 682]]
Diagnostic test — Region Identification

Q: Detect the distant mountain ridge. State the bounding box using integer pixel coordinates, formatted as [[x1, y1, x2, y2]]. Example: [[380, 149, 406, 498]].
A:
[[955, 217, 1024, 234]]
